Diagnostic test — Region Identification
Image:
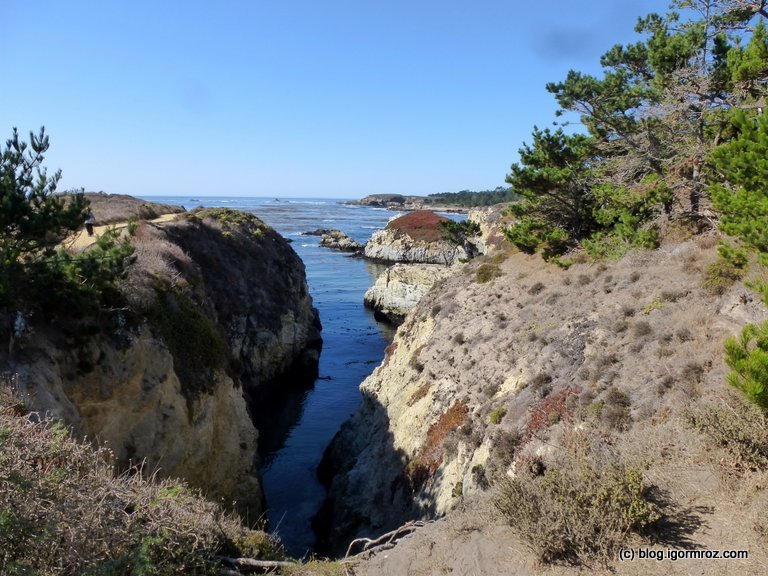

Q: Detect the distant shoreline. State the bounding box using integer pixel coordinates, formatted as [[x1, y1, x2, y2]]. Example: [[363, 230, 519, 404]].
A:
[[342, 194, 469, 214]]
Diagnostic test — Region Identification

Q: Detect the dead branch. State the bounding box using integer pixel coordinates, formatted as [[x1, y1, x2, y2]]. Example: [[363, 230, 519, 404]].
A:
[[216, 556, 296, 573], [344, 520, 432, 559]]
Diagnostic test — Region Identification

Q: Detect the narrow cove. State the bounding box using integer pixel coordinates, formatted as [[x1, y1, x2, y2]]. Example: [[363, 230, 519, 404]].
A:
[[142, 196, 396, 556]]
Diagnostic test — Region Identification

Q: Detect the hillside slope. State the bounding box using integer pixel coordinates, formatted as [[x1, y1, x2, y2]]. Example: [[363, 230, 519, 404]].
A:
[[319, 234, 768, 574]]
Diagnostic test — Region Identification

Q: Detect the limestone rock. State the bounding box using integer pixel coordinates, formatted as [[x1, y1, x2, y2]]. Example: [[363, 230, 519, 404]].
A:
[[363, 264, 453, 324], [12, 325, 262, 516]]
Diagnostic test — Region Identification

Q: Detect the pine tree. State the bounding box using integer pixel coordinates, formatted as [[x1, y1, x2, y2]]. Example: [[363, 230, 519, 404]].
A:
[[710, 110, 768, 263], [0, 128, 134, 319], [504, 128, 596, 259]]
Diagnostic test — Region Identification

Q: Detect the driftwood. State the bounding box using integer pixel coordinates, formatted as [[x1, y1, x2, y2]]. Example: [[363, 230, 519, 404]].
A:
[[217, 520, 432, 573], [217, 556, 296, 573], [344, 520, 431, 559]]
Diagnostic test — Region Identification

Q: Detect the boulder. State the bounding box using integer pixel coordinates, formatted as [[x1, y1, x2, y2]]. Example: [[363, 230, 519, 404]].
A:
[[318, 229, 365, 252]]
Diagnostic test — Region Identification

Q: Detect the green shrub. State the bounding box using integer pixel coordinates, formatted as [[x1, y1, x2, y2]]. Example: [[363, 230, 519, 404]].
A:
[[0, 129, 137, 325], [440, 219, 481, 245], [489, 407, 507, 425], [685, 397, 768, 472], [703, 248, 748, 295], [475, 263, 501, 284], [149, 289, 229, 398], [710, 110, 768, 266], [494, 435, 660, 566], [30, 228, 135, 317], [582, 178, 668, 261], [582, 232, 631, 260]]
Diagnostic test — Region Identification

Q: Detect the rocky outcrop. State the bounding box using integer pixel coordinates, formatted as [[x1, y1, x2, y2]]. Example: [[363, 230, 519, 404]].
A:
[[467, 204, 512, 253], [4, 206, 321, 521], [364, 211, 468, 265], [160, 208, 322, 395], [363, 264, 453, 324], [318, 230, 364, 252], [343, 195, 468, 213]]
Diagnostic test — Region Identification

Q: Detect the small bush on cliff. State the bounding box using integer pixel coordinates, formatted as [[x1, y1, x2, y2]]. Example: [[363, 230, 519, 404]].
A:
[[408, 401, 468, 490], [440, 219, 481, 257], [475, 262, 501, 284], [0, 381, 284, 575], [149, 288, 230, 398], [495, 432, 660, 566], [702, 243, 749, 295]]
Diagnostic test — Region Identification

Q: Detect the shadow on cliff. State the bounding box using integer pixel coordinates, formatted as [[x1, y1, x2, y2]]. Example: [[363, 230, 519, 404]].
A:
[[311, 389, 438, 557], [246, 363, 319, 463]]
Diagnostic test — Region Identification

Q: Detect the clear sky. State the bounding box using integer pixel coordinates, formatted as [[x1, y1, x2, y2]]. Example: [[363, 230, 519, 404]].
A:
[[3, 0, 673, 199]]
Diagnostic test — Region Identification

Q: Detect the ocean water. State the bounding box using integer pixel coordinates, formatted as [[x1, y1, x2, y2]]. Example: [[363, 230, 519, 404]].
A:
[[140, 196, 400, 555]]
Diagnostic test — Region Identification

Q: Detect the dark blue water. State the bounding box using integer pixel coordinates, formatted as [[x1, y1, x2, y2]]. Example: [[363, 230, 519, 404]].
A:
[[142, 196, 398, 555]]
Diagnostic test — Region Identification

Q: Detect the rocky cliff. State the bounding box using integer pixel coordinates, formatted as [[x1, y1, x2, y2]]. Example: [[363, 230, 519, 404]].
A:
[[362, 208, 496, 324], [318, 234, 767, 554], [4, 206, 321, 520]]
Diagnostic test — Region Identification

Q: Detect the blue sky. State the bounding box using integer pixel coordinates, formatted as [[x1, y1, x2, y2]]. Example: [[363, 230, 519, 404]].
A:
[[3, 0, 672, 199]]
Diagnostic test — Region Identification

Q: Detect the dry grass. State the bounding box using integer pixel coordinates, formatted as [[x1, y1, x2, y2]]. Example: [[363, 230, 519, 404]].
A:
[[685, 395, 768, 474], [0, 382, 284, 575], [119, 222, 193, 310]]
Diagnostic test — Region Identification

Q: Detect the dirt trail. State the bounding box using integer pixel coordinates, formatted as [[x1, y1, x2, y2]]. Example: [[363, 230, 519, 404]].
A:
[[67, 213, 179, 250]]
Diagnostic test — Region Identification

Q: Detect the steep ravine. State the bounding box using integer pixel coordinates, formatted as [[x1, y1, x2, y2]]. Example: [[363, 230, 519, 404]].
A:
[[2, 207, 321, 521]]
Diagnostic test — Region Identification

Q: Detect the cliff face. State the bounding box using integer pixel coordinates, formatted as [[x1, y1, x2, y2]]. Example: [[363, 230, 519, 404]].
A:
[[363, 264, 453, 324], [5, 207, 321, 519], [318, 236, 767, 552], [12, 326, 262, 515], [160, 209, 322, 399]]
